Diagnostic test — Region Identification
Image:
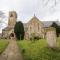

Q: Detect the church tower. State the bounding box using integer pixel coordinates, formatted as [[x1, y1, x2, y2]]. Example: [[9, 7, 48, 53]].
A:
[[8, 11, 17, 28]]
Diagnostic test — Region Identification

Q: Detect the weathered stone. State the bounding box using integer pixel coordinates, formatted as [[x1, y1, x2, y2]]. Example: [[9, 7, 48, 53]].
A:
[[2, 11, 45, 40], [46, 27, 57, 48], [24, 15, 45, 40], [2, 11, 17, 39]]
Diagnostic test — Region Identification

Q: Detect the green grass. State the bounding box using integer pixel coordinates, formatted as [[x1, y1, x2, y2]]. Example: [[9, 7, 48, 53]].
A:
[[0, 39, 9, 54], [18, 38, 60, 60]]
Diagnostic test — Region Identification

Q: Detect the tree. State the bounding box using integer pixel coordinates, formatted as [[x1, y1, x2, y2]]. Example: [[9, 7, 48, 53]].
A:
[[50, 22, 60, 37], [14, 21, 24, 40]]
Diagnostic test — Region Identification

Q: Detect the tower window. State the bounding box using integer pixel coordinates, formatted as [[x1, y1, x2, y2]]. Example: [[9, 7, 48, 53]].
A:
[[10, 14, 13, 17]]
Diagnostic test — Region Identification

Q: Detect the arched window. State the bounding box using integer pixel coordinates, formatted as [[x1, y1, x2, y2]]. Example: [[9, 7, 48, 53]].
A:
[[10, 33, 14, 37], [10, 14, 13, 17]]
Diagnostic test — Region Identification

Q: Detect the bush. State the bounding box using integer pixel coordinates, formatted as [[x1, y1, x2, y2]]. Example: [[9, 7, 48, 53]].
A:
[[30, 36, 41, 41], [34, 36, 41, 40], [50, 22, 60, 37]]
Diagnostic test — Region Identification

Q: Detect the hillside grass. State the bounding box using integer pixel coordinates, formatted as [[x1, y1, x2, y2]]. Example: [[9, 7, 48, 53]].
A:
[[0, 39, 9, 54], [18, 37, 60, 60]]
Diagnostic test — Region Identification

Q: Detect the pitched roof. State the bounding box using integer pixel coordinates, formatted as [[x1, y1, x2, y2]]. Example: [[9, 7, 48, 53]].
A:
[[42, 21, 60, 27], [3, 27, 13, 31], [27, 15, 43, 25]]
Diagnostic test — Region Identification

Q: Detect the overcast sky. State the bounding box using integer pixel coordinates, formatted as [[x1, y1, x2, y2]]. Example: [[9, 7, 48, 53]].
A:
[[0, 0, 60, 23]]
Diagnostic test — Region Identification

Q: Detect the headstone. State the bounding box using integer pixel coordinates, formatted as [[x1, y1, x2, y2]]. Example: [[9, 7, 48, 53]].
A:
[[46, 27, 57, 48]]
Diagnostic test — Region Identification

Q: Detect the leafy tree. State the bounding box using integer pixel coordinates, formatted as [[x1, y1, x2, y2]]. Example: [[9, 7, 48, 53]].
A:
[[14, 21, 24, 40], [50, 22, 60, 37]]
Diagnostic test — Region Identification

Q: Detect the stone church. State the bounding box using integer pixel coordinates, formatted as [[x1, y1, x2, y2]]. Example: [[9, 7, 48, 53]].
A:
[[2, 11, 17, 39], [2, 11, 45, 39], [24, 15, 45, 39]]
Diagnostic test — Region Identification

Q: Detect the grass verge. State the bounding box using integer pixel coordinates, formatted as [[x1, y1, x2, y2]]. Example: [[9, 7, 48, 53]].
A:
[[0, 39, 9, 54]]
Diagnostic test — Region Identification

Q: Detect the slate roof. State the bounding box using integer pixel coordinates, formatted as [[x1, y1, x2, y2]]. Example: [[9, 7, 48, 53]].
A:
[[42, 21, 60, 27], [3, 27, 13, 31], [24, 20, 60, 28], [23, 16, 60, 28]]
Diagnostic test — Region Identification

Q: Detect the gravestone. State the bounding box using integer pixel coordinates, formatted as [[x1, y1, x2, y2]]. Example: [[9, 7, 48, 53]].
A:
[[46, 27, 57, 48]]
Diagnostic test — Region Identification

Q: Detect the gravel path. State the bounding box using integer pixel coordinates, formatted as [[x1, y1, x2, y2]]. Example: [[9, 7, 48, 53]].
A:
[[0, 40, 23, 60]]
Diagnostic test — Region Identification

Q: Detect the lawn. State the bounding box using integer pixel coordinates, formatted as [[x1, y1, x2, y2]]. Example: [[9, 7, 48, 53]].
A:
[[18, 37, 60, 60], [0, 39, 9, 54]]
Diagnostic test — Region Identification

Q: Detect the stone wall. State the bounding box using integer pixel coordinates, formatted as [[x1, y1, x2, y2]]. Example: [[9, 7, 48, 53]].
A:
[[2, 11, 17, 39], [24, 16, 45, 40], [8, 11, 17, 28]]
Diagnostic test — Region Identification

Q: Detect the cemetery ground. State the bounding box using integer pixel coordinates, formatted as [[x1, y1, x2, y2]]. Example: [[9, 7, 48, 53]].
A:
[[18, 37, 60, 60], [0, 37, 60, 60]]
